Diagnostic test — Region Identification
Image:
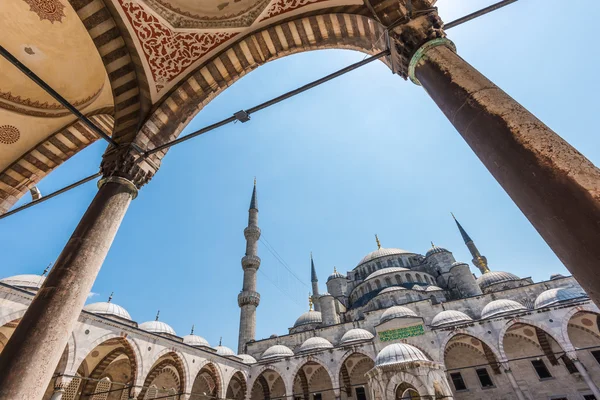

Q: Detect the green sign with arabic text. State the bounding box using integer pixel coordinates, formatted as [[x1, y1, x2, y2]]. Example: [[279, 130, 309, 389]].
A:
[[379, 324, 425, 341]]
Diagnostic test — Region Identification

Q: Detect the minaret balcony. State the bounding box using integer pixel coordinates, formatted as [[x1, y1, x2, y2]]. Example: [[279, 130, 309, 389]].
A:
[[238, 290, 261, 307], [242, 255, 261, 269], [244, 226, 261, 240]]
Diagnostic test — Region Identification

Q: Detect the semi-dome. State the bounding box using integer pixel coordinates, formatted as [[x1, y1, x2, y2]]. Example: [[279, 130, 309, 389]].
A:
[[534, 287, 588, 309], [238, 354, 257, 364], [425, 286, 443, 292], [375, 343, 429, 366], [380, 306, 418, 324], [215, 345, 235, 356], [84, 301, 132, 320], [0, 274, 46, 290], [340, 328, 374, 345], [477, 271, 520, 289], [139, 320, 177, 336], [298, 337, 333, 353], [366, 267, 409, 281], [357, 248, 414, 267], [426, 244, 449, 257], [182, 334, 210, 347], [294, 311, 322, 327], [327, 269, 345, 282], [378, 286, 407, 295], [261, 344, 294, 360], [481, 299, 527, 319], [431, 310, 472, 327]]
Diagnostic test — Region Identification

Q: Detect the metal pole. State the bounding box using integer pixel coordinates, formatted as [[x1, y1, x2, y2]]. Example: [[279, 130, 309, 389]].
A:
[[443, 0, 519, 30]]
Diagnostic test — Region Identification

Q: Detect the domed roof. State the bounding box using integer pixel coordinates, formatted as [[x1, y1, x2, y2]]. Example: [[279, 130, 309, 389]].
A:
[[476, 271, 520, 289], [375, 343, 429, 366], [380, 306, 418, 324], [550, 274, 566, 280], [366, 267, 410, 281], [378, 286, 407, 295], [481, 299, 527, 319], [261, 345, 294, 360], [425, 286, 443, 292], [358, 248, 414, 267], [327, 270, 345, 282], [1, 274, 46, 290], [215, 345, 235, 356], [340, 328, 374, 345], [426, 244, 449, 257], [139, 320, 177, 336], [431, 310, 472, 327], [182, 334, 210, 347], [238, 354, 257, 364], [534, 287, 588, 309], [450, 261, 469, 268], [298, 337, 333, 353], [294, 311, 322, 327], [412, 285, 426, 291], [84, 301, 132, 320]]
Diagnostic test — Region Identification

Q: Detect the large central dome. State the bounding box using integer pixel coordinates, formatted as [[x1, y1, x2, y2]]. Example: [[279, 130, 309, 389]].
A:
[[357, 248, 414, 267]]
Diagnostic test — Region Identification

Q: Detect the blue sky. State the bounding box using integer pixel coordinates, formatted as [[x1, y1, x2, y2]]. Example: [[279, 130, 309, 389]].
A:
[[2, 0, 599, 350]]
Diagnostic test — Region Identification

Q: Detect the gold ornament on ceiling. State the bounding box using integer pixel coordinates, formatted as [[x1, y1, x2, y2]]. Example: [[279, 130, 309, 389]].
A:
[[21, 0, 66, 23], [0, 125, 21, 145]]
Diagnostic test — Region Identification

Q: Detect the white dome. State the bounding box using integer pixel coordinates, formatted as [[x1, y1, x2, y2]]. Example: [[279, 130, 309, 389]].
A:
[[84, 302, 132, 320], [294, 311, 322, 327], [327, 270, 345, 282], [365, 267, 410, 281], [425, 286, 443, 292], [534, 287, 588, 309], [431, 310, 472, 327], [375, 343, 429, 366], [481, 299, 527, 319], [340, 328, 374, 345], [215, 345, 235, 356], [139, 320, 177, 336], [261, 345, 294, 360], [1, 274, 45, 290], [238, 354, 257, 364], [298, 337, 333, 353], [412, 285, 426, 291], [380, 306, 418, 324], [550, 274, 566, 280], [477, 271, 520, 289], [426, 245, 449, 257], [358, 248, 414, 267], [378, 286, 407, 295], [183, 334, 210, 347]]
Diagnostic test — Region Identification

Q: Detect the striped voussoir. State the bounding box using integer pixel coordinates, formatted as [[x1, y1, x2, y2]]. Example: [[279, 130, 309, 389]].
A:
[[0, 114, 114, 214], [68, 0, 147, 145], [137, 355, 185, 400], [138, 13, 387, 166]]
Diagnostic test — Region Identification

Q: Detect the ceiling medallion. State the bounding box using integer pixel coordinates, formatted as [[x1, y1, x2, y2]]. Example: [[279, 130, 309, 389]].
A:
[[0, 125, 21, 145], [21, 0, 66, 23]]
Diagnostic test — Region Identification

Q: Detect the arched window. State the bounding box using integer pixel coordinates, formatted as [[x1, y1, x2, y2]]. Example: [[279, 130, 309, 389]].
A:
[[405, 273, 411, 282], [385, 277, 392, 287], [398, 257, 404, 267], [366, 283, 372, 292], [395, 275, 403, 285], [387, 259, 394, 267], [415, 274, 422, 283], [375, 279, 381, 289]]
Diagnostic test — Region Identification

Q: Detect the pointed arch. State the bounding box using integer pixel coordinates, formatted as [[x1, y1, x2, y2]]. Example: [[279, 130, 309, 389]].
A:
[[498, 318, 573, 360], [138, 351, 186, 400], [225, 370, 247, 400], [190, 361, 223, 400]]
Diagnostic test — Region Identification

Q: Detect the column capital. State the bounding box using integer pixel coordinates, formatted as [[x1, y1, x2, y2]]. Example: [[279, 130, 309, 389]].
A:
[[54, 375, 73, 391], [101, 145, 157, 189], [98, 176, 139, 200], [408, 38, 456, 85]]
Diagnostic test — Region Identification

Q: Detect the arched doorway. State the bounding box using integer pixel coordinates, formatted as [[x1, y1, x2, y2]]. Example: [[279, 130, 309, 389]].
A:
[[395, 383, 419, 400], [190, 363, 222, 400], [225, 371, 247, 400], [138, 352, 185, 400], [293, 361, 334, 400], [251, 369, 286, 400], [339, 353, 375, 400]]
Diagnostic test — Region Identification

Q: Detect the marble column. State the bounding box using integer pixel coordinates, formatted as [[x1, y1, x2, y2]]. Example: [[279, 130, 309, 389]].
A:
[[573, 359, 600, 398], [49, 388, 65, 400], [0, 176, 139, 399], [409, 37, 600, 305], [502, 366, 526, 400]]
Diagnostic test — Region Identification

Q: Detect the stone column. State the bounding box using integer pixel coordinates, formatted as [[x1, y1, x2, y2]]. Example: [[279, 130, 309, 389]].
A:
[[392, 13, 600, 304], [573, 358, 600, 398], [49, 376, 72, 400], [0, 151, 154, 400], [502, 365, 526, 400]]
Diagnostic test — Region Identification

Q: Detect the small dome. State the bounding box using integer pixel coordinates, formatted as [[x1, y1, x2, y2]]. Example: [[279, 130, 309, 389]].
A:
[[294, 311, 322, 328], [340, 328, 374, 345], [365, 267, 410, 281], [534, 288, 588, 309], [431, 310, 472, 327], [261, 345, 294, 360], [412, 284, 426, 291], [327, 270, 345, 282], [299, 337, 334, 353], [358, 248, 414, 267], [451, 261, 469, 268], [215, 345, 235, 356], [320, 292, 332, 297], [425, 286, 443, 292], [139, 320, 177, 336], [380, 306, 418, 324], [183, 334, 210, 347], [238, 354, 257, 364], [426, 245, 449, 257], [375, 343, 429, 366], [84, 302, 132, 320], [481, 299, 527, 319], [477, 271, 520, 289], [1, 274, 46, 290], [550, 274, 566, 280], [378, 286, 407, 295]]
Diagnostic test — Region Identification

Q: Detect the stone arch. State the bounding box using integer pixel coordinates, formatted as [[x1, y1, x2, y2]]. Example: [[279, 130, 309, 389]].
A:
[[383, 373, 430, 399], [337, 350, 375, 399], [291, 359, 336, 400], [135, 13, 387, 166], [439, 330, 503, 365], [498, 318, 573, 361], [225, 370, 247, 400], [560, 305, 599, 347], [190, 361, 223, 400], [138, 351, 187, 400], [250, 367, 287, 400]]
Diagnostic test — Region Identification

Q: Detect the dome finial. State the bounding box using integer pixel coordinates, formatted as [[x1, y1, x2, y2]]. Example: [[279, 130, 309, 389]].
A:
[[375, 234, 381, 249], [42, 262, 51, 276], [155, 310, 160, 321], [107, 292, 113, 303], [219, 336, 222, 346], [308, 293, 313, 311], [191, 324, 195, 334], [333, 266, 337, 273], [431, 241, 435, 248]]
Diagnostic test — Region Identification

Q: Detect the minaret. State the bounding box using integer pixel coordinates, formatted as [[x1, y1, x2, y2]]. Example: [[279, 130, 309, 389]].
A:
[[310, 252, 321, 312], [452, 213, 490, 274], [238, 179, 261, 354]]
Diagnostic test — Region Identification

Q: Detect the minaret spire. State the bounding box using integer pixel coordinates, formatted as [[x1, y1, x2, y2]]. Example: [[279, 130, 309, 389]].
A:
[[451, 213, 490, 274], [238, 180, 261, 354], [375, 234, 381, 249], [310, 252, 321, 312]]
